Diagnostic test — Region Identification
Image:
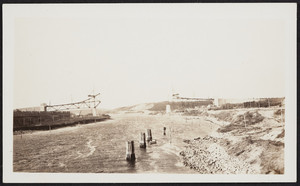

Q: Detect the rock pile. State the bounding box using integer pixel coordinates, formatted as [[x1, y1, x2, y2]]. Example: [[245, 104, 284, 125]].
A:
[[232, 111, 264, 125], [180, 136, 259, 174]]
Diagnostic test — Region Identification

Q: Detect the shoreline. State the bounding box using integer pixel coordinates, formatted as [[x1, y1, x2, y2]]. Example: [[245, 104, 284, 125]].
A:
[[13, 108, 284, 174], [179, 107, 285, 174], [13, 118, 115, 136], [13, 113, 217, 173]]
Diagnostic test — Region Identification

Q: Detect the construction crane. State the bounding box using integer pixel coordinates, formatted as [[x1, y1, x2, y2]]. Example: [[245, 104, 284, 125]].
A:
[[44, 93, 101, 116]]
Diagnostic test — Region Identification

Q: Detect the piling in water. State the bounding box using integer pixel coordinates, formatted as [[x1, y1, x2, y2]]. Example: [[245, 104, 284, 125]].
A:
[[150, 140, 157, 145], [147, 129, 152, 142], [140, 132, 146, 148], [126, 141, 136, 161]]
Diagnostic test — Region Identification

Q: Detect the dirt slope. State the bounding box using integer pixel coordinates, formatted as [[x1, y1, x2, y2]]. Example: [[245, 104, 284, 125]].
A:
[[180, 108, 285, 174]]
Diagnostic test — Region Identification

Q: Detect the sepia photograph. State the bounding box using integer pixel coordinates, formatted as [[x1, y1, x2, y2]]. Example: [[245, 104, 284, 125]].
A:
[[3, 3, 297, 183]]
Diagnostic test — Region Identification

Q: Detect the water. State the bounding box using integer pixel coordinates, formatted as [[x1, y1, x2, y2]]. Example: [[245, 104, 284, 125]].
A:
[[14, 113, 217, 173]]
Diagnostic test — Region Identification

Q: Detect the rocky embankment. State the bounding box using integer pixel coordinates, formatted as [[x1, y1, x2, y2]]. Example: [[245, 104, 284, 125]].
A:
[[180, 136, 262, 174], [180, 108, 285, 174]]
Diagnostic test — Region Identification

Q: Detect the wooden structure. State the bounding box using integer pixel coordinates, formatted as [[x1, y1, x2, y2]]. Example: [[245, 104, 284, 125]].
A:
[[147, 129, 152, 142], [126, 141, 136, 161], [139, 132, 146, 148]]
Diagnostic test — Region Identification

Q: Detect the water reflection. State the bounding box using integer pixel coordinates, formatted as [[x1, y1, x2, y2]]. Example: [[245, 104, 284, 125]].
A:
[[139, 147, 147, 153], [126, 159, 136, 171]]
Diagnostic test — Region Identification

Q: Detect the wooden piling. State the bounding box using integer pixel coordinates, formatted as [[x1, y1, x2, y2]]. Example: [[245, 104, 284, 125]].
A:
[[140, 132, 146, 148], [126, 141, 136, 161], [163, 127, 166, 135], [149, 139, 157, 145], [147, 129, 152, 141]]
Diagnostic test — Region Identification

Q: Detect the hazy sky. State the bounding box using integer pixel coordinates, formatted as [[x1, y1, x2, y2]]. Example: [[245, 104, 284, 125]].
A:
[[12, 4, 293, 109]]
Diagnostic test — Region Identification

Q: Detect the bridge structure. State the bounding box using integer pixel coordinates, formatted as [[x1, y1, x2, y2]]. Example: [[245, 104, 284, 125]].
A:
[[172, 93, 214, 102], [43, 93, 101, 116]]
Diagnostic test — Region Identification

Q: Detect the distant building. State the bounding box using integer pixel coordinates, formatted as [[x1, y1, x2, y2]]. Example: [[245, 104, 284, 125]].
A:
[[40, 103, 47, 112], [213, 98, 284, 107], [214, 98, 219, 107], [166, 105, 171, 114], [214, 98, 257, 107], [16, 106, 41, 112]]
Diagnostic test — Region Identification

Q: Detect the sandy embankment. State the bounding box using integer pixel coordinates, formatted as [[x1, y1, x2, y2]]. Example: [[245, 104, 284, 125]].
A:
[[179, 108, 285, 174]]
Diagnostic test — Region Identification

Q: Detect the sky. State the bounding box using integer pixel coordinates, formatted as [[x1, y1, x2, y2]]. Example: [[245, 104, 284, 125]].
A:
[[12, 4, 293, 109]]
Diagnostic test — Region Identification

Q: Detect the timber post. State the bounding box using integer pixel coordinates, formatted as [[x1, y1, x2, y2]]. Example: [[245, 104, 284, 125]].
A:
[[147, 129, 152, 142], [126, 141, 136, 161], [140, 132, 146, 148]]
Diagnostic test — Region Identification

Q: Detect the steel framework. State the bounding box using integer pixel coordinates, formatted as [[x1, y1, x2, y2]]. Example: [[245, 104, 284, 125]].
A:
[[172, 93, 213, 102], [45, 93, 101, 112]]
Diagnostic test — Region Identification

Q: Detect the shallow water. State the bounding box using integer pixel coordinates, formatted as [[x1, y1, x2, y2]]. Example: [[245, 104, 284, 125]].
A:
[[14, 113, 217, 173]]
